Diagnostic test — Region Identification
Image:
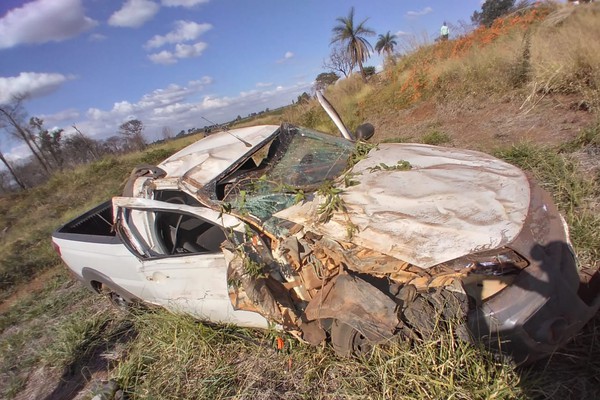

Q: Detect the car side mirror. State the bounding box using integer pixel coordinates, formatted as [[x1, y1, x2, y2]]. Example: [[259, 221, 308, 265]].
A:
[[354, 123, 375, 141]]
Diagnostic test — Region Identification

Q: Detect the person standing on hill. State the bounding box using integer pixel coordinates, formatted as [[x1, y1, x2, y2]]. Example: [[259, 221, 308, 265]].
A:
[[440, 22, 449, 41]]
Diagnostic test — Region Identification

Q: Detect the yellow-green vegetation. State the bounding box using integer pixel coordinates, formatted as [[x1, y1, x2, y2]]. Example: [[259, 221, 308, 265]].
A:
[[495, 125, 600, 267], [113, 311, 525, 400], [1, 3, 600, 399]]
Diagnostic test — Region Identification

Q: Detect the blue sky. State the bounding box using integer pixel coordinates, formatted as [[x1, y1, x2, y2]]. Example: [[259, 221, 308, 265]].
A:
[[0, 0, 483, 159]]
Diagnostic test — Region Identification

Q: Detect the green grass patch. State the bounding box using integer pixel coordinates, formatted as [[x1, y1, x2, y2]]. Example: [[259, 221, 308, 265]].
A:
[[421, 130, 453, 146], [140, 148, 176, 164], [495, 143, 600, 266], [41, 309, 113, 367], [0, 272, 101, 399]]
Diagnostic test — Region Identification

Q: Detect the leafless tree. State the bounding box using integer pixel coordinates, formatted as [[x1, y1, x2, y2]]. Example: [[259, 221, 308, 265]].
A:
[[103, 135, 127, 154], [60, 134, 102, 165], [0, 97, 51, 175], [161, 126, 173, 141], [0, 149, 26, 189], [72, 125, 99, 161], [323, 46, 354, 78], [29, 117, 64, 170], [118, 119, 147, 151]]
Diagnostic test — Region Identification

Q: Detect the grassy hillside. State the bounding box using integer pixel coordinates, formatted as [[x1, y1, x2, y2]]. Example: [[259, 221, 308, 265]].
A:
[[1, 3, 599, 399]]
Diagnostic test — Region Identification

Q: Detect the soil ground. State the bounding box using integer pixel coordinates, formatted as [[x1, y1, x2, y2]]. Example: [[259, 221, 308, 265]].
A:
[[371, 94, 595, 151]]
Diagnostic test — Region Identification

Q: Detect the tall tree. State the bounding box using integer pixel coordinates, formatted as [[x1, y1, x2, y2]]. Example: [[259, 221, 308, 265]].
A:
[[375, 31, 398, 65], [331, 7, 375, 82], [471, 0, 516, 27], [72, 125, 99, 161], [161, 126, 173, 141], [0, 150, 26, 189], [0, 98, 51, 175], [118, 119, 147, 151], [30, 117, 64, 170]]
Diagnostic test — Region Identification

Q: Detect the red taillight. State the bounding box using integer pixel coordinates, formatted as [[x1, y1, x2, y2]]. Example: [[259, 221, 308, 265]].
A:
[[51, 241, 61, 257]]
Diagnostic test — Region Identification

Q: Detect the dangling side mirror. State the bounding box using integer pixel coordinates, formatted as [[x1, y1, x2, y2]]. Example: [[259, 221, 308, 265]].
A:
[[354, 123, 375, 141]]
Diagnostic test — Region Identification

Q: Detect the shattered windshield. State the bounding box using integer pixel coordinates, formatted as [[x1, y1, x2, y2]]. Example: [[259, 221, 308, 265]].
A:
[[219, 124, 353, 221]]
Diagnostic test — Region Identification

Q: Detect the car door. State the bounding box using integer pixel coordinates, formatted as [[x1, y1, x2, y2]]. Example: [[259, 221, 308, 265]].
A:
[[113, 196, 269, 328]]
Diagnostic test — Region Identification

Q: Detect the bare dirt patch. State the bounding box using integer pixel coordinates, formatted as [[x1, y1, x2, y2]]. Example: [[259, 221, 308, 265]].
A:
[[0, 267, 61, 313], [370, 94, 595, 151]]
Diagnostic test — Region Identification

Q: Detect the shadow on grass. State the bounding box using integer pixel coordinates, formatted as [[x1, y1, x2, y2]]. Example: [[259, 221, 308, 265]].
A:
[[41, 319, 137, 400], [517, 312, 600, 399]]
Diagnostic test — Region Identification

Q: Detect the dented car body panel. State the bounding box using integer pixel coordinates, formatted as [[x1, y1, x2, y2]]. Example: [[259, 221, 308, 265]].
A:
[[53, 122, 600, 364], [275, 143, 531, 268]]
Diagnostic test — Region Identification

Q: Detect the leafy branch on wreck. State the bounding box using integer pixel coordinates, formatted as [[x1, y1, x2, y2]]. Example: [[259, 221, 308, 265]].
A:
[[243, 257, 265, 278], [316, 180, 346, 223], [314, 141, 380, 239], [367, 160, 412, 173], [347, 141, 378, 169]]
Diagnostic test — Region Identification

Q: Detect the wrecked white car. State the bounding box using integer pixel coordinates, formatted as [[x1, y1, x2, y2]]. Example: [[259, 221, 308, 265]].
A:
[[52, 98, 600, 364]]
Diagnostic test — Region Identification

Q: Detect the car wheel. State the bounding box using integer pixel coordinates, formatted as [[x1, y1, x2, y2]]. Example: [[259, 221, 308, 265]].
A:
[[100, 283, 132, 310], [331, 319, 373, 357], [108, 291, 130, 309]]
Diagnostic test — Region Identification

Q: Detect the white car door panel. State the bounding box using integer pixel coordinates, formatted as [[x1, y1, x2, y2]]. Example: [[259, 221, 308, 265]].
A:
[[113, 196, 269, 328]]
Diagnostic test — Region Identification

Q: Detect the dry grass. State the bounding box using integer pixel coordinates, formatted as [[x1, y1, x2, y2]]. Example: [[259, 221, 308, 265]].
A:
[[353, 3, 600, 115], [113, 311, 526, 400], [529, 4, 600, 108]]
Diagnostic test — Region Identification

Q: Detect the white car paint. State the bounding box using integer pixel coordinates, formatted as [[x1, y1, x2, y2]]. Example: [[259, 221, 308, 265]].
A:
[[110, 196, 270, 328], [158, 125, 279, 185]]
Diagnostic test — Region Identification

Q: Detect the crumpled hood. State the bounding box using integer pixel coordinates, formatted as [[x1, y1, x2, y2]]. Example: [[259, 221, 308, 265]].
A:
[[275, 143, 531, 268]]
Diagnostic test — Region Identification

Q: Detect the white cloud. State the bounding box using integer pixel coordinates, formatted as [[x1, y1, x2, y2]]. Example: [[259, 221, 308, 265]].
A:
[[89, 33, 107, 42], [0, 72, 74, 104], [75, 80, 310, 143], [256, 82, 273, 88], [138, 82, 203, 108], [0, 0, 97, 49], [406, 7, 433, 18], [113, 101, 135, 114], [86, 108, 107, 121], [395, 30, 411, 37], [174, 42, 207, 57], [161, 0, 210, 7], [38, 109, 80, 125], [108, 0, 160, 28], [148, 50, 177, 64], [148, 41, 208, 64], [145, 21, 212, 49], [190, 76, 213, 86], [277, 51, 295, 64]]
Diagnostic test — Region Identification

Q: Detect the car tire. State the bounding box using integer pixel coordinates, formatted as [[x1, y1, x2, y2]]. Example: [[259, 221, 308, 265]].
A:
[[331, 319, 373, 357], [100, 283, 132, 310]]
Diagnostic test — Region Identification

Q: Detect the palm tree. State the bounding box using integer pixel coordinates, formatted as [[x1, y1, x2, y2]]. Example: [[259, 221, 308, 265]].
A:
[[331, 7, 375, 82], [375, 31, 397, 65]]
